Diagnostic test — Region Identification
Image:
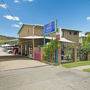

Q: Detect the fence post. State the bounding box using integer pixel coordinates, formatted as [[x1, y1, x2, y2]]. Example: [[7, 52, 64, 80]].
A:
[[88, 53, 90, 61], [58, 50, 61, 64], [74, 47, 78, 62], [41, 47, 45, 61]]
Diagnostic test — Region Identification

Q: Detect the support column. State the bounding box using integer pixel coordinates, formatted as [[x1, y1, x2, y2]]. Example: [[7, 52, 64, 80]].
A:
[[29, 44, 30, 58], [25, 44, 27, 55], [18, 45, 21, 54], [21, 44, 23, 56], [33, 25, 35, 59], [33, 40, 34, 59]]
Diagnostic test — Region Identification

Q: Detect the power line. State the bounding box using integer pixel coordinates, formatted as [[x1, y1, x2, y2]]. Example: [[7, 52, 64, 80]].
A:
[[1, 0, 14, 17], [1, 0, 20, 22]]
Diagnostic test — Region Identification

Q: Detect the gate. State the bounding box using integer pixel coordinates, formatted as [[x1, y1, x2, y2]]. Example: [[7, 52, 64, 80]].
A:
[[34, 52, 41, 61], [34, 47, 41, 61]]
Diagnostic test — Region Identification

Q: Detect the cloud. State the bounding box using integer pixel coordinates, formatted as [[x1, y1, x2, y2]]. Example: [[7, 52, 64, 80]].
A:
[[23, 0, 34, 2], [0, 4, 7, 9], [86, 17, 90, 21], [19, 22, 23, 25], [4, 15, 20, 21], [12, 24, 20, 28], [14, 0, 34, 3], [14, 0, 19, 3]]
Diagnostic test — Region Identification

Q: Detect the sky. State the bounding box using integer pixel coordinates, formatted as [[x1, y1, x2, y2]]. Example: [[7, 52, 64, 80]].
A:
[[0, 0, 90, 37]]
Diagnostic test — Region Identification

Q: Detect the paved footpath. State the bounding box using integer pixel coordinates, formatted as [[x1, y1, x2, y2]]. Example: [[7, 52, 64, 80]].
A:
[[72, 65, 90, 70], [0, 65, 90, 90]]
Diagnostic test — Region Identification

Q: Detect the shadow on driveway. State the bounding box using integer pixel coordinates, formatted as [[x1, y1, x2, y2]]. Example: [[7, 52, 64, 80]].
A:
[[0, 53, 47, 71], [0, 55, 29, 62]]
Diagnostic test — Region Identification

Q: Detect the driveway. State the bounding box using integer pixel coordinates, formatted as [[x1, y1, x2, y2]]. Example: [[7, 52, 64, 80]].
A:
[[0, 51, 47, 71], [0, 65, 90, 90]]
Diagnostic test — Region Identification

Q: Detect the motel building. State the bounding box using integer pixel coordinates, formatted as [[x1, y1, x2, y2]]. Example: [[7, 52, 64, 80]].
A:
[[18, 24, 80, 64]]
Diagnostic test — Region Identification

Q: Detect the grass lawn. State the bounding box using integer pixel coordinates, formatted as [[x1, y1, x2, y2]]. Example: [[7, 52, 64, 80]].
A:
[[62, 61, 90, 68], [83, 68, 90, 72]]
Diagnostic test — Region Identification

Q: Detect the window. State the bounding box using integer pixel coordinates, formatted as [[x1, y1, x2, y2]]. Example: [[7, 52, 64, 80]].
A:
[[69, 32, 72, 35], [73, 32, 78, 35], [62, 32, 64, 37]]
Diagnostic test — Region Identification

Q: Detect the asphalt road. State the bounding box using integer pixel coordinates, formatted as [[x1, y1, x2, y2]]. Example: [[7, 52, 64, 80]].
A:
[[0, 65, 90, 90]]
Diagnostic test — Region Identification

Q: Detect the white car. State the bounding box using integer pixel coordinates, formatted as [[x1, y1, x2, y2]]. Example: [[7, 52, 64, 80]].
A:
[[7, 50, 13, 54]]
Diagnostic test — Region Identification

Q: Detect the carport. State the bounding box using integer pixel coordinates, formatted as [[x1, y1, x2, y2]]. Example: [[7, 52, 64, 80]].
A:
[[19, 36, 51, 60]]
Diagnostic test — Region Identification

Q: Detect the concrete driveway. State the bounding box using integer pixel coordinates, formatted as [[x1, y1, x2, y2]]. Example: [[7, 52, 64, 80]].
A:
[[0, 65, 90, 90], [0, 51, 47, 71]]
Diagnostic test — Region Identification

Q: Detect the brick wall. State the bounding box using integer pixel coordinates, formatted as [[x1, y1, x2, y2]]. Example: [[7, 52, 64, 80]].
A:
[[19, 25, 56, 38], [62, 29, 79, 47], [19, 25, 79, 48], [19, 25, 33, 37]]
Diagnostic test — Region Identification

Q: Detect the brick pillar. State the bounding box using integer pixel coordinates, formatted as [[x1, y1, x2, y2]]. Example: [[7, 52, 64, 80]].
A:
[[41, 47, 45, 61], [88, 53, 90, 61], [58, 50, 61, 64], [74, 47, 78, 62]]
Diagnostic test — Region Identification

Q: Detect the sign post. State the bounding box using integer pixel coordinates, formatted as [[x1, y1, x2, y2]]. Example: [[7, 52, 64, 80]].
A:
[[44, 20, 56, 47], [44, 20, 58, 64], [56, 20, 58, 64], [44, 35, 45, 47]]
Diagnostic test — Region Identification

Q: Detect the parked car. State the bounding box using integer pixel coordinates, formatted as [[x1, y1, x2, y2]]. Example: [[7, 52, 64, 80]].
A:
[[6, 47, 18, 54], [7, 50, 13, 54], [13, 48, 18, 54]]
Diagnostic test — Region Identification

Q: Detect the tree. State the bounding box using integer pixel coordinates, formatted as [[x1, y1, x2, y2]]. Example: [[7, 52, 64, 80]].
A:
[[81, 34, 90, 54], [45, 39, 60, 62]]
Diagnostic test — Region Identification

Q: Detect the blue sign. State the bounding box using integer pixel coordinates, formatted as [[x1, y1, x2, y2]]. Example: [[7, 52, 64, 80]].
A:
[[44, 21, 56, 35]]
